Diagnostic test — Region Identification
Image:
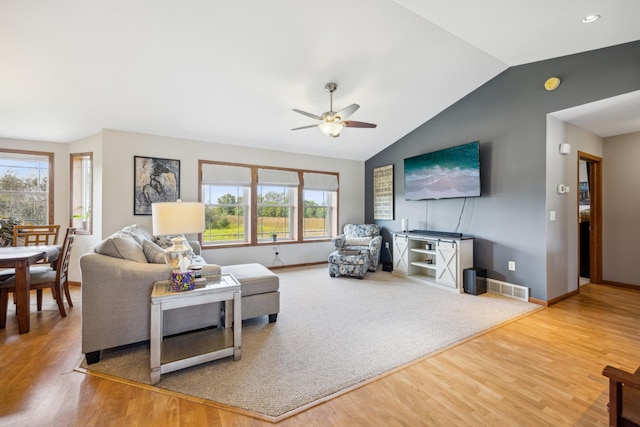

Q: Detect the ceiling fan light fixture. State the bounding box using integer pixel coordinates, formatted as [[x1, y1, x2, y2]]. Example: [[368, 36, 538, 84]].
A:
[[319, 121, 343, 138]]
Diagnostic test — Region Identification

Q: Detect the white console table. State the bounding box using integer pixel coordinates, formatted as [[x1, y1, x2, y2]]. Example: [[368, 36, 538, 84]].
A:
[[393, 232, 474, 293]]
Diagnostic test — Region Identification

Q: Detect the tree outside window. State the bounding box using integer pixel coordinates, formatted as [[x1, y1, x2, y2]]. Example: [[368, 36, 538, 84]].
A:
[[0, 150, 52, 226]]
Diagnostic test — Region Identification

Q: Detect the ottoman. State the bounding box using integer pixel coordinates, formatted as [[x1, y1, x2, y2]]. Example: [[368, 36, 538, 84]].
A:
[[221, 263, 280, 322], [328, 249, 370, 279]]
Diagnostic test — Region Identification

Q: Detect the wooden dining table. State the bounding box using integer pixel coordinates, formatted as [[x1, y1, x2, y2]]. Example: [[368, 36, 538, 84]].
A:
[[0, 245, 60, 334]]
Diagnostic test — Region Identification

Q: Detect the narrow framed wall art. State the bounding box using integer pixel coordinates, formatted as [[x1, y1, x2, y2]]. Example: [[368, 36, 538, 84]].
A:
[[373, 164, 394, 220]]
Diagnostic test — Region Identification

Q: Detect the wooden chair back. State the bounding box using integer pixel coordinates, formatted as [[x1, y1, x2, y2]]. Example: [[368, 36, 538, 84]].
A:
[[13, 225, 60, 247], [602, 365, 640, 427], [0, 228, 77, 328], [56, 227, 77, 294]]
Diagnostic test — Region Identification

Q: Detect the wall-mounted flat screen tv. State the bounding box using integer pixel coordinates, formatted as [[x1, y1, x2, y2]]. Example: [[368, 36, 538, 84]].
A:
[[404, 141, 480, 201]]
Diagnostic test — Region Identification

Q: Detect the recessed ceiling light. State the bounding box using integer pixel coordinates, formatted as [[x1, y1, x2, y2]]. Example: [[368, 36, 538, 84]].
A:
[[582, 14, 601, 23]]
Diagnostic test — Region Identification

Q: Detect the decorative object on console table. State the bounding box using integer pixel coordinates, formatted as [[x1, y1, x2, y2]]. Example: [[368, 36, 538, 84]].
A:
[[152, 200, 205, 289], [134, 156, 180, 215]]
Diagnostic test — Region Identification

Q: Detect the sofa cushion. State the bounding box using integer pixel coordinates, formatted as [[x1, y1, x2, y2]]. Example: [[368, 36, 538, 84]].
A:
[[155, 235, 193, 251], [94, 235, 147, 263], [143, 239, 167, 264], [221, 263, 279, 297]]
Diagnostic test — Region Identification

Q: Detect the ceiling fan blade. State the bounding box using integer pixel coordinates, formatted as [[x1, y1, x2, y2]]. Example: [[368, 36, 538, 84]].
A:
[[291, 124, 319, 131], [293, 109, 322, 120], [344, 120, 377, 128], [336, 103, 359, 120]]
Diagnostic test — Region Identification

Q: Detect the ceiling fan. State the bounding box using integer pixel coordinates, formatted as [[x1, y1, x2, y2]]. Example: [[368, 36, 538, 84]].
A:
[[292, 82, 377, 138]]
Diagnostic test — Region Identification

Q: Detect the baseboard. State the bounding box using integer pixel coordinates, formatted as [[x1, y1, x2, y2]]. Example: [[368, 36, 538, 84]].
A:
[[600, 280, 640, 290], [269, 261, 326, 270], [546, 288, 579, 306]]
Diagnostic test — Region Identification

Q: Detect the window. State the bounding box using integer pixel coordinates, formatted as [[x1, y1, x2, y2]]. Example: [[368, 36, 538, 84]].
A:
[[303, 190, 334, 239], [203, 184, 249, 243], [70, 153, 93, 234], [258, 185, 295, 241], [257, 168, 299, 242], [0, 149, 53, 225], [303, 172, 338, 240], [199, 161, 338, 247], [201, 163, 252, 245]]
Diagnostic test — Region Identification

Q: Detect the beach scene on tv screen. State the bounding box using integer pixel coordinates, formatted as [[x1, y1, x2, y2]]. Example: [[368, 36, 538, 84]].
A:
[[404, 142, 480, 200]]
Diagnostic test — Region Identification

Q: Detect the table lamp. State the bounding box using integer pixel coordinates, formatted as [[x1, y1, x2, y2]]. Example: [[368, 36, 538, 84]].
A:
[[151, 200, 205, 271]]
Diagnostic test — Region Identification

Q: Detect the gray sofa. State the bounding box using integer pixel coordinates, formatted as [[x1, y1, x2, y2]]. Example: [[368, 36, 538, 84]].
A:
[[80, 224, 279, 364]]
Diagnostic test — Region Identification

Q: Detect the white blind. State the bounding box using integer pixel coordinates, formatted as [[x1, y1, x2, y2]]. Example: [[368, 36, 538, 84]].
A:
[[257, 168, 299, 187], [303, 172, 339, 191], [202, 164, 252, 185]]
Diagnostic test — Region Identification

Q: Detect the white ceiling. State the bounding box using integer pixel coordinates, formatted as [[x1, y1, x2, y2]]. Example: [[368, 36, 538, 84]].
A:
[[1, 0, 639, 161]]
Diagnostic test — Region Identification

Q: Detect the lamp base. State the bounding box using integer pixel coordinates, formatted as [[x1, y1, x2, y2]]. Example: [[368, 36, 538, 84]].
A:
[[164, 236, 192, 270]]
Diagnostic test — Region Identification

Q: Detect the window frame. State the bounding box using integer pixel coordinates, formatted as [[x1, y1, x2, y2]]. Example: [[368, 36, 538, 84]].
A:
[[202, 184, 250, 244], [302, 188, 336, 240], [69, 152, 93, 235], [0, 148, 54, 225], [199, 160, 339, 248]]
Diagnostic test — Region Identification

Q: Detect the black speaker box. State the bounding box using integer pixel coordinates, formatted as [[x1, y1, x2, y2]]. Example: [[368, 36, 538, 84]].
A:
[[382, 262, 393, 272], [464, 268, 487, 295]]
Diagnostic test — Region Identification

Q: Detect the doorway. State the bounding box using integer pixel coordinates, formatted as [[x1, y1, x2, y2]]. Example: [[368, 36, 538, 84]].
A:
[[577, 152, 602, 284]]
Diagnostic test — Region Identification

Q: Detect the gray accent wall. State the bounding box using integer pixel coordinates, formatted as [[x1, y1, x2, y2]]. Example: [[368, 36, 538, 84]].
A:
[[365, 41, 640, 301]]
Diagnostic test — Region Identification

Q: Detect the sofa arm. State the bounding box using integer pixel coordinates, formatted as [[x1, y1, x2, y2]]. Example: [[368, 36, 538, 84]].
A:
[[368, 235, 383, 270], [332, 234, 346, 250], [80, 252, 221, 355]]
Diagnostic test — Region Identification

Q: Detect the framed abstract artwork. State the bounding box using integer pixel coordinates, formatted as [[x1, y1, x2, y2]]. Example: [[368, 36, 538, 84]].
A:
[[134, 156, 180, 215], [373, 164, 394, 220]]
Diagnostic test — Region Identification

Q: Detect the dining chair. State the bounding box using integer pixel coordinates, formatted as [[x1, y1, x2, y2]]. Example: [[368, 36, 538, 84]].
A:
[[0, 227, 77, 329], [13, 224, 60, 247]]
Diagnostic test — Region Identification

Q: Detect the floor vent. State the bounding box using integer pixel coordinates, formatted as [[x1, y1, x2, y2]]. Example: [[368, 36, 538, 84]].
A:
[[487, 279, 529, 302]]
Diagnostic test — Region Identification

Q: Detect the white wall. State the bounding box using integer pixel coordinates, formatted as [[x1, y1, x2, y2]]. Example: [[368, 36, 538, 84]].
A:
[[545, 117, 602, 300], [101, 129, 365, 267], [602, 131, 640, 286], [1, 130, 364, 281]]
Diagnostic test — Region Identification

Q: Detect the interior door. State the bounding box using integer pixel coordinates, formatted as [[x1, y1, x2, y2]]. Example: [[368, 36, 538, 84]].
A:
[[578, 152, 603, 284]]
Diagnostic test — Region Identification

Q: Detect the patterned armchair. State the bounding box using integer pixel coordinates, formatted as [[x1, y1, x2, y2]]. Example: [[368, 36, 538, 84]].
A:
[[332, 224, 382, 272]]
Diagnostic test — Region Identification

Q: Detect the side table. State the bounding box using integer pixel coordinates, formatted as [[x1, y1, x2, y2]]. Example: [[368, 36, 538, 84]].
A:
[[150, 274, 241, 385]]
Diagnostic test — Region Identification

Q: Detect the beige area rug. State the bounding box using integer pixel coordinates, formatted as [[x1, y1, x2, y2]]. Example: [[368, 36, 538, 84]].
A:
[[78, 265, 539, 420]]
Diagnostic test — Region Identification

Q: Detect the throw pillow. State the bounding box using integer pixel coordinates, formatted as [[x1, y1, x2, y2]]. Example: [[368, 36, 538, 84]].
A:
[[122, 224, 154, 246], [143, 239, 167, 264], [345, 237, 372, 246], [94, 235, 147, 263]]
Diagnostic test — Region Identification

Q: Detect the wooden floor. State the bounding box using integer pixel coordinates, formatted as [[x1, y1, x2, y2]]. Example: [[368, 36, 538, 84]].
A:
[[1, 283, 639, 426]]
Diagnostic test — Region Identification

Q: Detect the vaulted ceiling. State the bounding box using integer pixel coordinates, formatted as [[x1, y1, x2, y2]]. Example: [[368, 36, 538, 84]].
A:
[[2, 1, 639, 160]]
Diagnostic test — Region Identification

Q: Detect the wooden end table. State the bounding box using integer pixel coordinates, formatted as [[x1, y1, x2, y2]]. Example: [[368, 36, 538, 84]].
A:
[[150, 274, 241, 385]]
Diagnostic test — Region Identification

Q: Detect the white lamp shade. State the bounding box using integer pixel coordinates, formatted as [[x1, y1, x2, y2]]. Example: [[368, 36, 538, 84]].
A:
[[152, 201, 205, 236]]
